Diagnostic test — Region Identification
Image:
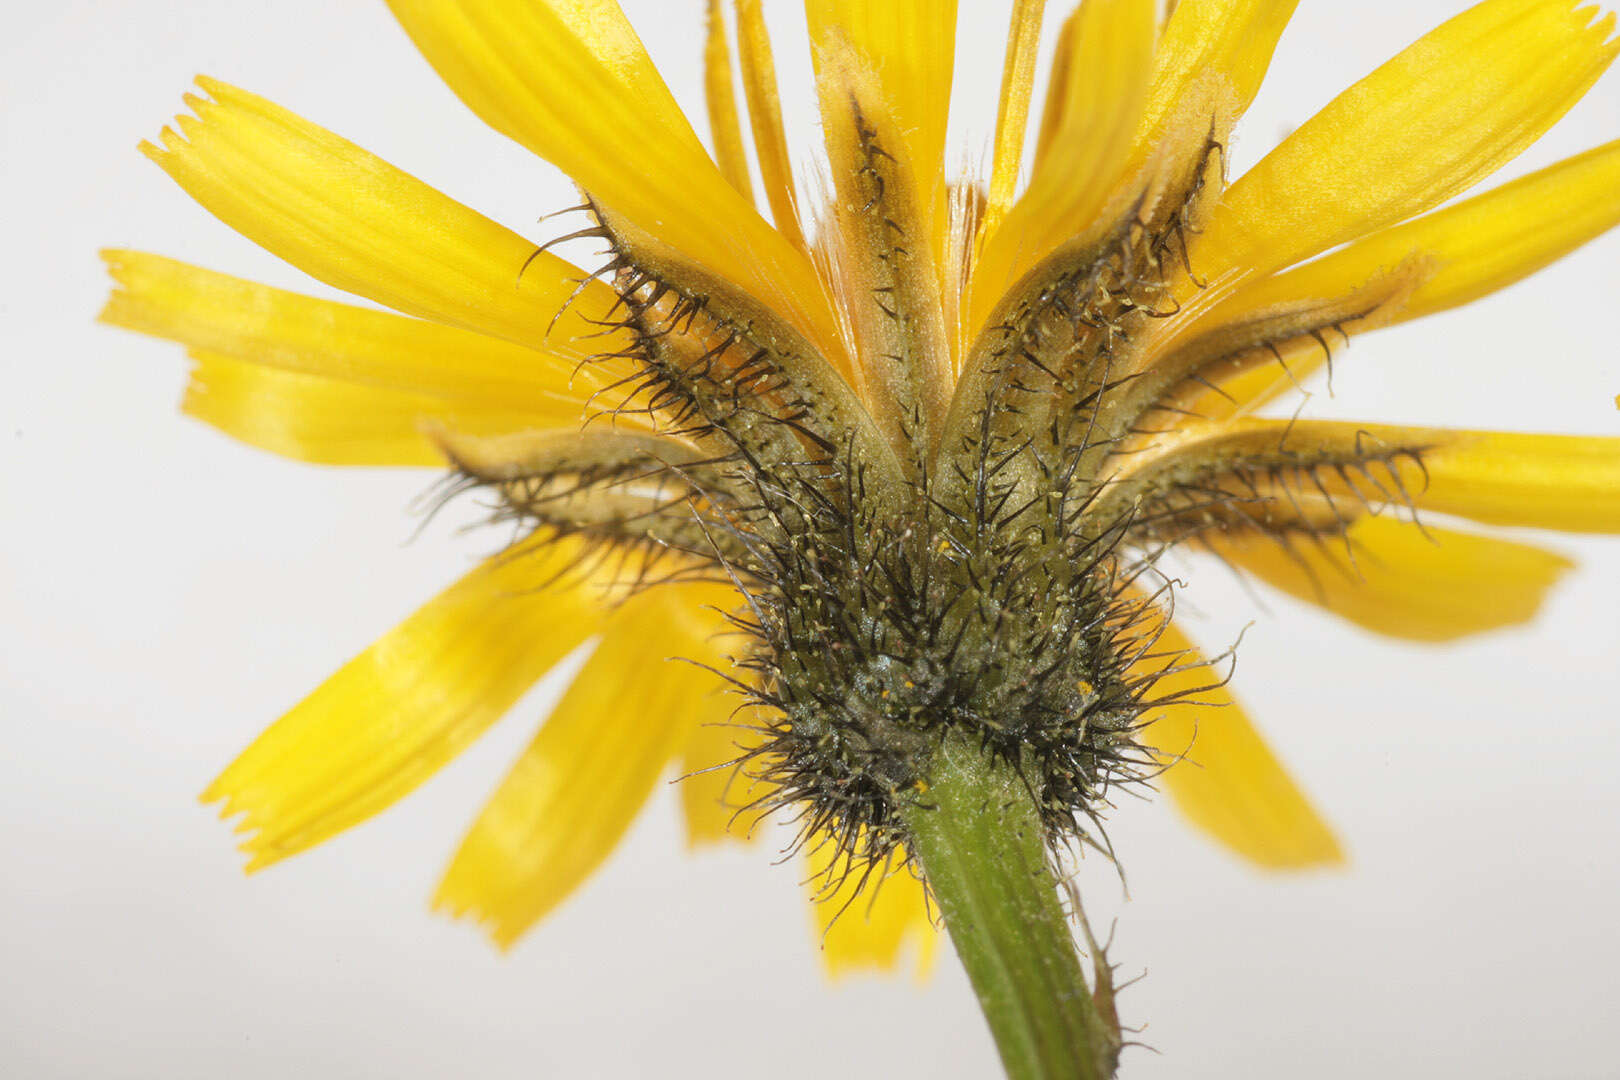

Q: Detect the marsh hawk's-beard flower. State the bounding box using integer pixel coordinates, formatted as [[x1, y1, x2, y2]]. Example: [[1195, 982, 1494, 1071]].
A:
[[104, 0, 1620, 1073]]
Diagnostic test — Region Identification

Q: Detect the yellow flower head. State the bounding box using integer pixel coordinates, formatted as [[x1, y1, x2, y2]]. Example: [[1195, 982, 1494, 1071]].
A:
[[103, 0, 1620, 982]]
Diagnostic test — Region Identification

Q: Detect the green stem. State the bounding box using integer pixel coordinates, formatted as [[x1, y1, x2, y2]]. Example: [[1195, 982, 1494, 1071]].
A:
[[900, 733, 1117, 1080]]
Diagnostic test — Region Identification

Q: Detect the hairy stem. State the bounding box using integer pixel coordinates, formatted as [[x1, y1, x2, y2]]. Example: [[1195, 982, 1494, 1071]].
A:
[[901, 733, 1118, 1080]]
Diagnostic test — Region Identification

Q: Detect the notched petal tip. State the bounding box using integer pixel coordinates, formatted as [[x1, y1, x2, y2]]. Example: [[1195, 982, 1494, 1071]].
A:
[[96, 249, 138, 326], [1196, 0, 1620, 288], [199, 539, 608, 877], [1572, 1, 1619, 38]]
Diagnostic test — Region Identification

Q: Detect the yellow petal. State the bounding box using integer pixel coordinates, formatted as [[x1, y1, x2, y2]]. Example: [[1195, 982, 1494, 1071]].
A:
[[677, 699, 768, 850], [733, 0, 806, 248], [1139, 0, 1299, 141], [386, 0, 841, 358], [1193, 137, 1620, 414], [1141, 615, 1343, 868], [1417, 430, 1620, 534], [983, 0, 1048, 234], [1214, 516, 1575, 642], [1194, 0, 1619, 286], [205, 536, 607, 871], [144, 79, 617, 352], [181, 349, 545, 466], [806, 841, 939, 979], [1031, 6, 1078, 169], [100, 250, 629, 424], [1167, 419, 1620, 534], [1275, 137, 1620, 325], [973, 0, 1157, 325], [704, 0, 755, 202], [434, 584, 741, 947]]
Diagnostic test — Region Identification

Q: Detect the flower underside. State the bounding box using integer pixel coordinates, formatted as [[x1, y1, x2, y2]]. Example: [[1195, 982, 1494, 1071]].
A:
[[440, 119, 1439, 882], [101, 0, 1620, 963]]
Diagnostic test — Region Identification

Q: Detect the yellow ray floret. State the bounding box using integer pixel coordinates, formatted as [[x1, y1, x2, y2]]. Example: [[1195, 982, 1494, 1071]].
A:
[[1307, 422, 1620, 533], [386, 0, 842, 361], [434, 585, 741, 948], [1141, 615, 1344, 869], [1215, 517, 1575, 642], [144, 79, 616, 353], [1194, 0, 1619, 288], [1221, 137, 1620, 334], [205, 536, 610, 871], [99, 250, 628, 424], [984, 0, 1047, 237], [809, 35, 954, 435], [1031, 6, 1078, 169], [704, 0, 755, 202], [732, 0, 805, 248], [1139, 0, 1299, 142], [180, 349, 546, 466], [1416, 431, 1620, 534], [973, 0, 1157, 328], [1200, 138, 1620, 410], [118, 0, 1620, 981], [806, 840, 939, 979]]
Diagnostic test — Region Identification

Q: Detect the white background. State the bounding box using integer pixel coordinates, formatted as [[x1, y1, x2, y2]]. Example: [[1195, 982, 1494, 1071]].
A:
[[4, 2, 1619, 1077]]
